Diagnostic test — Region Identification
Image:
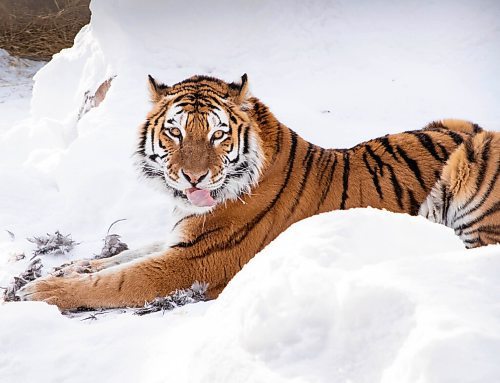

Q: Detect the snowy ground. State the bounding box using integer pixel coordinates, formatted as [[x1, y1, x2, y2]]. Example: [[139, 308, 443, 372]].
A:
[[1, 0, 500, 382]]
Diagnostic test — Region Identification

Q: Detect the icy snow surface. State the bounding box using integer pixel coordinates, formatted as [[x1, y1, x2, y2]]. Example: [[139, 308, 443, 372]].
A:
[[1, 0, 500, 382]]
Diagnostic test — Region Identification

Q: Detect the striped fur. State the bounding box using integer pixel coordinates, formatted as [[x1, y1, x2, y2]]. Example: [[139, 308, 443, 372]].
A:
[[420, 131, 500, 248], [19, 75, 495, 309]]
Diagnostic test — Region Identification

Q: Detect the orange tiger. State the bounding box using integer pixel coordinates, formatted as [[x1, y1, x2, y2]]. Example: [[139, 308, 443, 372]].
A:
[[19, 74, 494, 309], [420, 131, 499, 248]]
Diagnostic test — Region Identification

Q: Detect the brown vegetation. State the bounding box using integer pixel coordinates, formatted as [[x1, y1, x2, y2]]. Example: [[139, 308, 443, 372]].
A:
[[0, 0, 90, 61]]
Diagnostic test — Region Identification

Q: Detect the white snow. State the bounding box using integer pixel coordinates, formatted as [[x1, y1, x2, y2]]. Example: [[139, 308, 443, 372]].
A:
[[0, 49, 45, 132], [1, 0, 500, 382]]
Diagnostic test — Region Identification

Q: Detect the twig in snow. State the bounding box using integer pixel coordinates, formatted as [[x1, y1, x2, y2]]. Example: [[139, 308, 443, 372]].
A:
[[2, 258, 43, 302], [134, 282, 208, 316], [94, 219, 128, 259], [27, 231, 78, 259]]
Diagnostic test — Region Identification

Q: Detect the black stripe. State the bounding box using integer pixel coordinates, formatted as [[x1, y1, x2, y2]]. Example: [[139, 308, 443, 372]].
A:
[[464, 139, 476, 163], [340, 152, 350, 210], [434, 170, 441, 182], [444, 130, 464, 146], [463, 237, 483, 246], [157, 135, 167, 150], [453, 137, 492, 215], [463, 224, 500, 237], [482, 233, 500, 245], [407, 189, 420, 215], [171, 94, 185, 104], [148, 109, 166, 154], [316, 152, 338, 212], [365, 144, 385, 176], [242, 126, 250, 154], [316, 147, 326, 173], [463, 237, 481, 244], [396, 145, 427, 190], [229, 125, 243, 164], [172, 227, 221, 249], [378, 136, 399, 162], [387, 165, 404, 209], [117, 275, 125, 292], [472, 123, 483, 133], [172, 214, 196, 231], [150, 124, 157, 154], [137, 119, 150, 154], [454, 201, 500, 232], [410, 132, 445, 162], [454, 159, 499, 222], [302, 143, 314, 165], [319, 148, 333, 175], [436, 142, 449, 161], [362, 152, 383, 200], [289, 143, 315, 217], [441, 183, 453, 225], [276, 124, 282, 153]]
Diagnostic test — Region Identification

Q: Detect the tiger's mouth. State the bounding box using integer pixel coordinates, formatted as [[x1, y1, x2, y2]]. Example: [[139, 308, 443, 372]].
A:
[[185, 187, 217, 207]]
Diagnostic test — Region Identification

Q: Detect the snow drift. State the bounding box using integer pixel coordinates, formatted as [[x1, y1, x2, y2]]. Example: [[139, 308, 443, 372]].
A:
[[1, 209, 500, 383], [1, 0, 500, 382]]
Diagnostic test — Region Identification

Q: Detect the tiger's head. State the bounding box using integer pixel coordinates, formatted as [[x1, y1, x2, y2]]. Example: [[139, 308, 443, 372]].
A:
[[136, 74, 265, 214]]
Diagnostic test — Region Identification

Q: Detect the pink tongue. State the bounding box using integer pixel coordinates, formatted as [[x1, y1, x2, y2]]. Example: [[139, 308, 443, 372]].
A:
[[185, 188, 216, 207]]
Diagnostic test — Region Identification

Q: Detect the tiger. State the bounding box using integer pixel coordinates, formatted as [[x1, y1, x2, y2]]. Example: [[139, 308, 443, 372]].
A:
[[419, 130, 499, 248], [18, 74, 496, 310]]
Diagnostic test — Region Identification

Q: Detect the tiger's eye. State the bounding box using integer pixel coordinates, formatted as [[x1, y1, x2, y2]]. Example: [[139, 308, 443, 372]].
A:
[[213, 130, 225, 140], [169, 127, 181, 137]]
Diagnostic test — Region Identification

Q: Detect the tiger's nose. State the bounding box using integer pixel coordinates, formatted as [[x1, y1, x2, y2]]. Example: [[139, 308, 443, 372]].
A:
[[181, 170, 208, 185]]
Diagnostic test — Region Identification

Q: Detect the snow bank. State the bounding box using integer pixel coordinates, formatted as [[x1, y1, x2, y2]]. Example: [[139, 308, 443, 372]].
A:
[[190, 209, 500, 383], [1, 0, 500, 382], [1, 209, 500, 383], [0, 49, 44, 132]]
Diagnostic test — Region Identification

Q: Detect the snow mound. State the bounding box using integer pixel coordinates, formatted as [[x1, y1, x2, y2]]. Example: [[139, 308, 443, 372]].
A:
[[1, 209, 500, 383], [191, 209, 500, 383]]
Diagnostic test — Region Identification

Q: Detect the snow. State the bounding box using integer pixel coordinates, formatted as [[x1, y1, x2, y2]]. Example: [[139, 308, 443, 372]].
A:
[[1, 210, 500, 383], [1, 0, 500, 382], [0, 49, 44, 132]]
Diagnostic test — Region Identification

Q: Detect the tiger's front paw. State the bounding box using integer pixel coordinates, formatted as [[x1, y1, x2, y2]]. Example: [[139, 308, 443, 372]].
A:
[[18, 275, 83, 310]]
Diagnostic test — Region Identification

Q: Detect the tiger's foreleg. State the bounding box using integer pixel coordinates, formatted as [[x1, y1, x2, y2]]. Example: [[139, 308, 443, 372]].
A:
[[19, 249, 200, 309], [54, 241, 168, 276]]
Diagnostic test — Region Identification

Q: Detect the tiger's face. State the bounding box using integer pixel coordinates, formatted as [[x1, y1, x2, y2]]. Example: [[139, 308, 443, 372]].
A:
[[137, 75, 265, 214]]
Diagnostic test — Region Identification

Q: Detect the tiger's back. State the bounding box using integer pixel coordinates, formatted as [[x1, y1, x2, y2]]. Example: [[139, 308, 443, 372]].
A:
[[330, 119, 482, 215]]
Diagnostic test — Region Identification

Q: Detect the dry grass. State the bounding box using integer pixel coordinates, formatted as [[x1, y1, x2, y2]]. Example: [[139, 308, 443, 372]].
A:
[[0, 0, 90, 61]]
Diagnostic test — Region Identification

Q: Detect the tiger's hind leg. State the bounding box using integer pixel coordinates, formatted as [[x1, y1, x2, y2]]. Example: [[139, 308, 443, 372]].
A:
[[420, 131, 500, 248]]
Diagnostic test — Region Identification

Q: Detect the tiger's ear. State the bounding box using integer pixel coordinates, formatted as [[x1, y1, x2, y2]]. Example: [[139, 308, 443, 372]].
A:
[[148, 75, 169, 103], [228, 73, 250, 107]]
